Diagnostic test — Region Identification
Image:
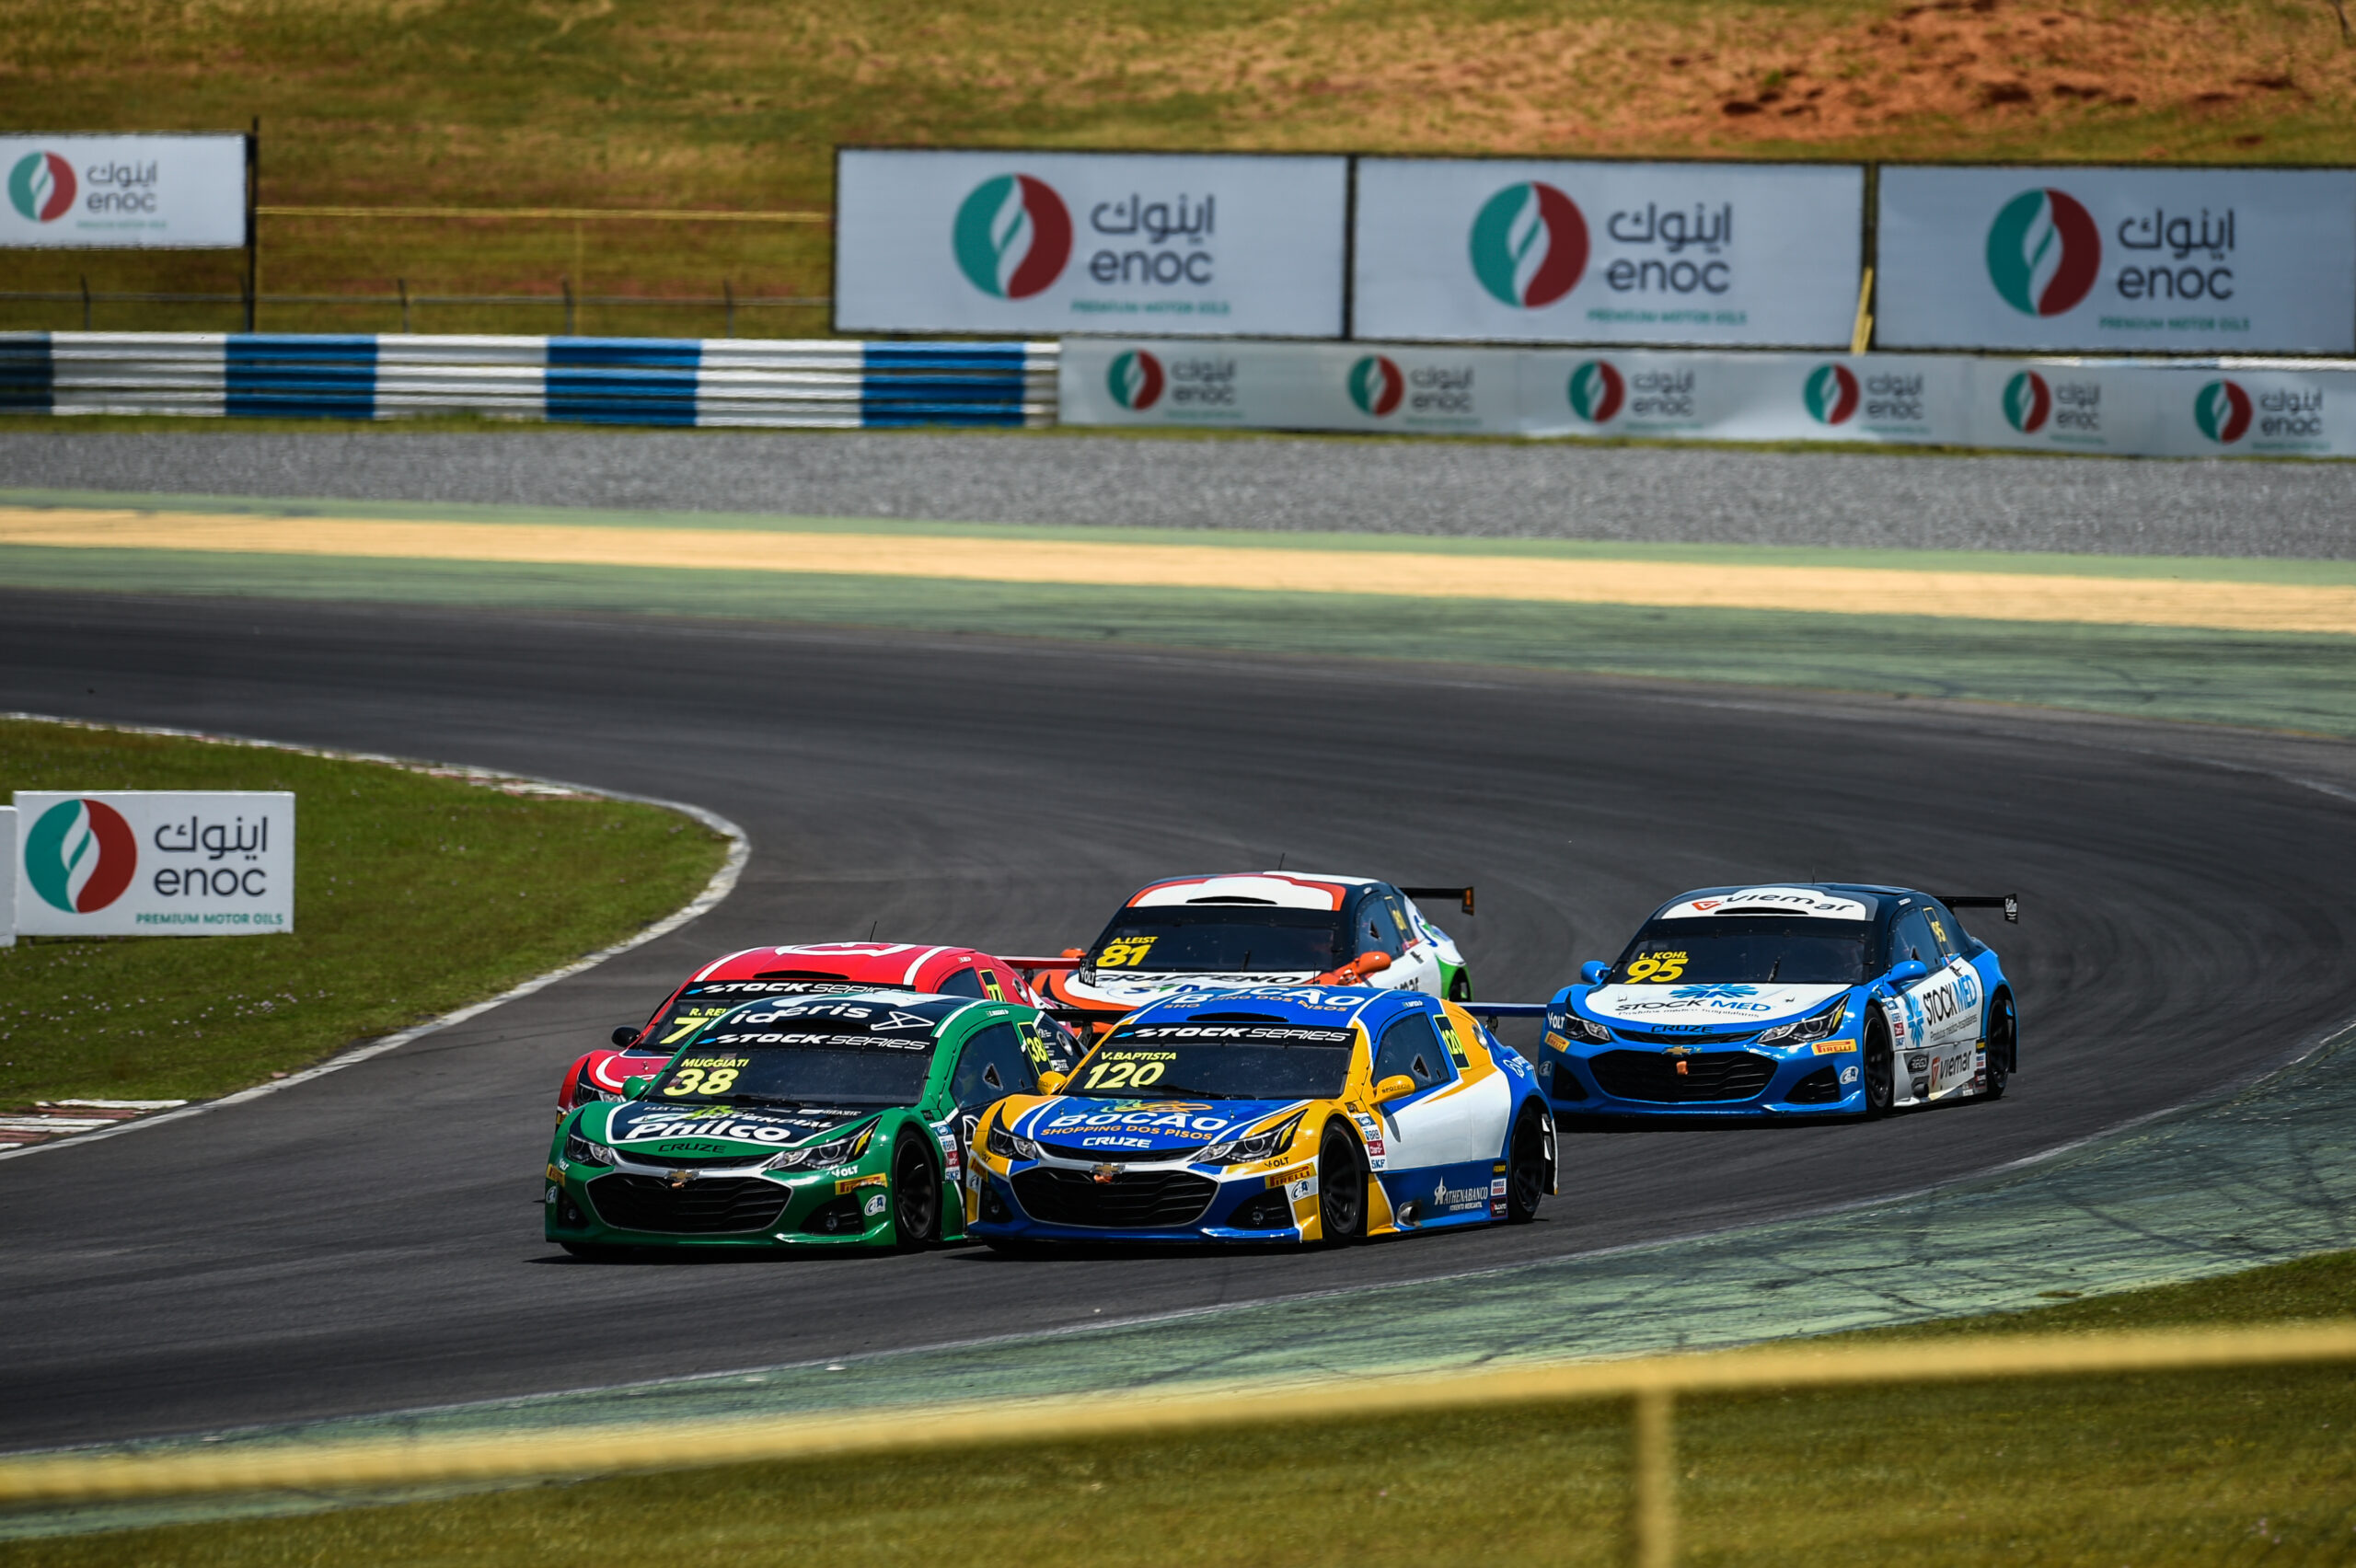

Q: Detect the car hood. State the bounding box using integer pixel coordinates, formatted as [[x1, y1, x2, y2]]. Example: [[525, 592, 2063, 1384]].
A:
[[1014, 1097, 1305, 1155], [1057, 970, 1323, 1009], [594, 1099, 882, 1155], [1580, 982, 1851, 1030]]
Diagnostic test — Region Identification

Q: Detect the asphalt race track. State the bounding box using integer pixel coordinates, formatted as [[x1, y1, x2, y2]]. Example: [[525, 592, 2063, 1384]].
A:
[[3, 588, 2354, 1450]]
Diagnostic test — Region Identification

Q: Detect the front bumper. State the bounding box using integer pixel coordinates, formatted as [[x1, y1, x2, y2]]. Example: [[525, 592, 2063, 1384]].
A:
[[543, 1158, 911, 1249], [964, 1152, 1313, 1244], [1542, 1037, 1867, 1117]]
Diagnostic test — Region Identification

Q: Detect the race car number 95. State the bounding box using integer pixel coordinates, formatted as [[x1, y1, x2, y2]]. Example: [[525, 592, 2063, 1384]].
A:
[[1624, 951, 1689, 982]]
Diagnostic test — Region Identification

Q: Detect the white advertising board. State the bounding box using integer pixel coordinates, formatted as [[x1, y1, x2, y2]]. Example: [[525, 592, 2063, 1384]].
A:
[[835, 149, 1347, 338], [14, 791, 294, 938], [0, 807, 13, 948], [1352, 159, 1865, 347], [1059, 339, 1530, 434], [0, 134, 247, 250], [1877, 166, 2356, 354]]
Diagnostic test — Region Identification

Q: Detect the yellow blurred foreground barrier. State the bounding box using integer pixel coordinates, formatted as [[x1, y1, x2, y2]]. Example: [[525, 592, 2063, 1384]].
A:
[[6, 1321, 2355, 1562]]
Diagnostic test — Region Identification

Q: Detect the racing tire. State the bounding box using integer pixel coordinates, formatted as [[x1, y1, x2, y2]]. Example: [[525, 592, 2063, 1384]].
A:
[[1505, 1103, 1549, 1224], [1316, 1122, 1366, 1246], [1447, 968, 1472, 1003], [1863, 1014, 1896, 1119], [891, 1138, 941, 1250], [1982, 992, 2016, 1101]]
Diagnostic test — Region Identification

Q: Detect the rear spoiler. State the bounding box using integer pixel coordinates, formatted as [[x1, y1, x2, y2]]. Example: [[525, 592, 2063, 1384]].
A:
[[1463, 1002, 1550, 1026], [1401, 884, 1476, 916], [1939, 894, 2019, 924], [1004, 955, 1083, 970]]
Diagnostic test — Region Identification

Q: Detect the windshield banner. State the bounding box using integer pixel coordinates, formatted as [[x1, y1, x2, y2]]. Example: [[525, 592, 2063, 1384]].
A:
[[1352, 158, 1865, 348], [1877, 166, 2356, 354], [13, 790, 293, 937], [0, 134, 247, 250], [834, 149, 1348, 338]]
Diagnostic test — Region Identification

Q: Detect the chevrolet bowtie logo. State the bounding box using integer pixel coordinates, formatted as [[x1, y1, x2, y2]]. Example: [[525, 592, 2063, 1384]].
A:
[[1091, 1163, 1120, 1185], [667, 1169, 699, 1190], [1661, 1044, 1697, 1056]]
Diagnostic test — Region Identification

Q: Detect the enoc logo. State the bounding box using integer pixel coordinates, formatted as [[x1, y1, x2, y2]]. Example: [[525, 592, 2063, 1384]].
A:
[[1470, 181, 1588, 309], [1106, 349, 1164, 411], [2002, 369, 2052, 433], [7, 151, 75, 224], [2194, 379, 2253, 444], [1803, 363, 1860, 425], [1566, 360, 1624, 424], [1986, 188, 2101, 318], [1347, 355, 1403, 417], [953, 174, 1072, 300], [24, 798, 137, 914]]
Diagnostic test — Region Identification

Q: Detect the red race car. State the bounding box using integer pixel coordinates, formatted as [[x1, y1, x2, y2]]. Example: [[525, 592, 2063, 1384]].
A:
[[555, 942, 1068, 1111]]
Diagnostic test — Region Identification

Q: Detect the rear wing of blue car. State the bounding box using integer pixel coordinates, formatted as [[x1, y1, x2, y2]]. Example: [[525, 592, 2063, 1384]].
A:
[[1402, 885, 1475, 916], [1940, 894, 2020, 923]]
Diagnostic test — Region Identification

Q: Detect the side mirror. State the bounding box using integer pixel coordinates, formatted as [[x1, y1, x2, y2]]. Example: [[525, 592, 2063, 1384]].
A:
[[1353, 951, 1392, 976], [1372, 1073, 1418, 1105], [1888, 959, 1931, 986], [622, 1076, 653, 1100], [1060, 948, 1085, 960], [1579, 961, 1610, 986], [612, 1025, 643, 1048], [1036, 1071, 1068, 1096]]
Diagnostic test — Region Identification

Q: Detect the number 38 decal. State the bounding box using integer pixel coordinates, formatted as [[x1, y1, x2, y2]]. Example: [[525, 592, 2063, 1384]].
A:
[[663, 1066, 741, 1096]]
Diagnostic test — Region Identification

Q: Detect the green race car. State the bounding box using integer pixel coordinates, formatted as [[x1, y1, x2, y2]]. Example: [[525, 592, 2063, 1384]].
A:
[[544, 989, 1076, 1256]]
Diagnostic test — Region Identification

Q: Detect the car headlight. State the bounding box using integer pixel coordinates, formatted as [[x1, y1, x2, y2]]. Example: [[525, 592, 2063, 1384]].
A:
[[1758, 997, 1848, 1045], [1201, 1113, 1304, 1165], [764, 1123, 874, 1172], [1555, 1013, 1612, 1044], [986, 1122, 1039, 1162], [563, 1131, 617, 1166]]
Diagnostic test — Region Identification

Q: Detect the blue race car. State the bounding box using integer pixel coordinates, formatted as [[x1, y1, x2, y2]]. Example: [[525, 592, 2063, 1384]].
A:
[[1539, 884, 2017, 1119], [964, 986, 1555, 1247]]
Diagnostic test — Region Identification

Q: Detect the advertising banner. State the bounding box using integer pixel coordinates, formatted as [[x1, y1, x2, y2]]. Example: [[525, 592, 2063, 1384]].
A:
[[2138, 363, 2356, 458], [1059, 338, 1529, 434], [1352, 158, 1866, 347], [14, 791, 294, 938], [1877, 166, 2356, 354], [0, 134, 247, 249], [0, 806, 12, 948], [835, 149, 1348, 338], [1523, 351, 1972, 444]]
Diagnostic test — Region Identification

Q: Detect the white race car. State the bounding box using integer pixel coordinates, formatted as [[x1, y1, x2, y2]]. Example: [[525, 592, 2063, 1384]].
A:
[[1033, 871, 1475, 1037]]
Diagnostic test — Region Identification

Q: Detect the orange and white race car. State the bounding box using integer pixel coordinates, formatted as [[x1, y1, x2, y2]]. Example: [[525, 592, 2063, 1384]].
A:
[[1034, 872, 1476, 1039]]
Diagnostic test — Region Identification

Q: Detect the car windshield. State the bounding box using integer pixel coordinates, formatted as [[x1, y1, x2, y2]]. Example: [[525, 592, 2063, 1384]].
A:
[[654, 997, 956, 1106], [1071, 1020, 1357, 1100], [1088, 905, 1349, 974], [1610, 917, 1873, 986], [635, 978, 895, 1055]]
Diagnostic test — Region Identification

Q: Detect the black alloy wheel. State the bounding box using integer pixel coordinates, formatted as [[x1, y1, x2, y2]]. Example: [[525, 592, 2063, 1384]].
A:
[[1982, 993, 2016, 1101], [1506, 1103, 1549, 1223], [1317, 1122, 1366, 1245], [1863, 1015, 1896, 1119], [892, 1137, 941, 1249]]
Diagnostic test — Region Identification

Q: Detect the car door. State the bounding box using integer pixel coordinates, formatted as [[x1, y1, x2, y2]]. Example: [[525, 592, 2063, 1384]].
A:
[[1376, 886, 1441, 995], [1923, 901, 1990, 1090], [1890, 905, 1977, 1099], [1368, 1009, 1500, 1220], [944, 1020, 1036, 1178]]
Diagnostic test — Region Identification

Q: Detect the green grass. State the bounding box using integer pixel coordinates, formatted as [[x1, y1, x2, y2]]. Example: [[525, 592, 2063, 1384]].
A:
[[0, 717, 728, 1106], [10, 1251, 2354, 1567], [0, 0, 2349, 336]]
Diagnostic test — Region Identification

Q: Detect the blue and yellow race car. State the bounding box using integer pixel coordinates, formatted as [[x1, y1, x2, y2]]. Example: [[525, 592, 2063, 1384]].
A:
[[965, 986, 1555, 1247], [1538, 884, 2018, 1119]]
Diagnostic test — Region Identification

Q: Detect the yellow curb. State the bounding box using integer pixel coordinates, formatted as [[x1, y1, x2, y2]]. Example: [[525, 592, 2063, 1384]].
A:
[[4, 508, 2352, 636]]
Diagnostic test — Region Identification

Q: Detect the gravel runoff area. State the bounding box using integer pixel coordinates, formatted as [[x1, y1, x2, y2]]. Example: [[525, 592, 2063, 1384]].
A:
[[6, 429, 2352, 559]]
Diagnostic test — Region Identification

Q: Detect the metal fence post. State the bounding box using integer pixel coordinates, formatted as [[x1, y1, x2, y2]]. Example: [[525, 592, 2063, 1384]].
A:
[[78, 275, 90, 331], [562, 275, 575, 336], [398, 278, 410, 333], [724, 278, 734, 338], [1633, 1388, 1676, 1568]]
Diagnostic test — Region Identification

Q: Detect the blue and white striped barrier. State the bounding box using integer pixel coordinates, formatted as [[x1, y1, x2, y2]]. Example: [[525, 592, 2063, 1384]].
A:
[[0, 334, 1058, 429]]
